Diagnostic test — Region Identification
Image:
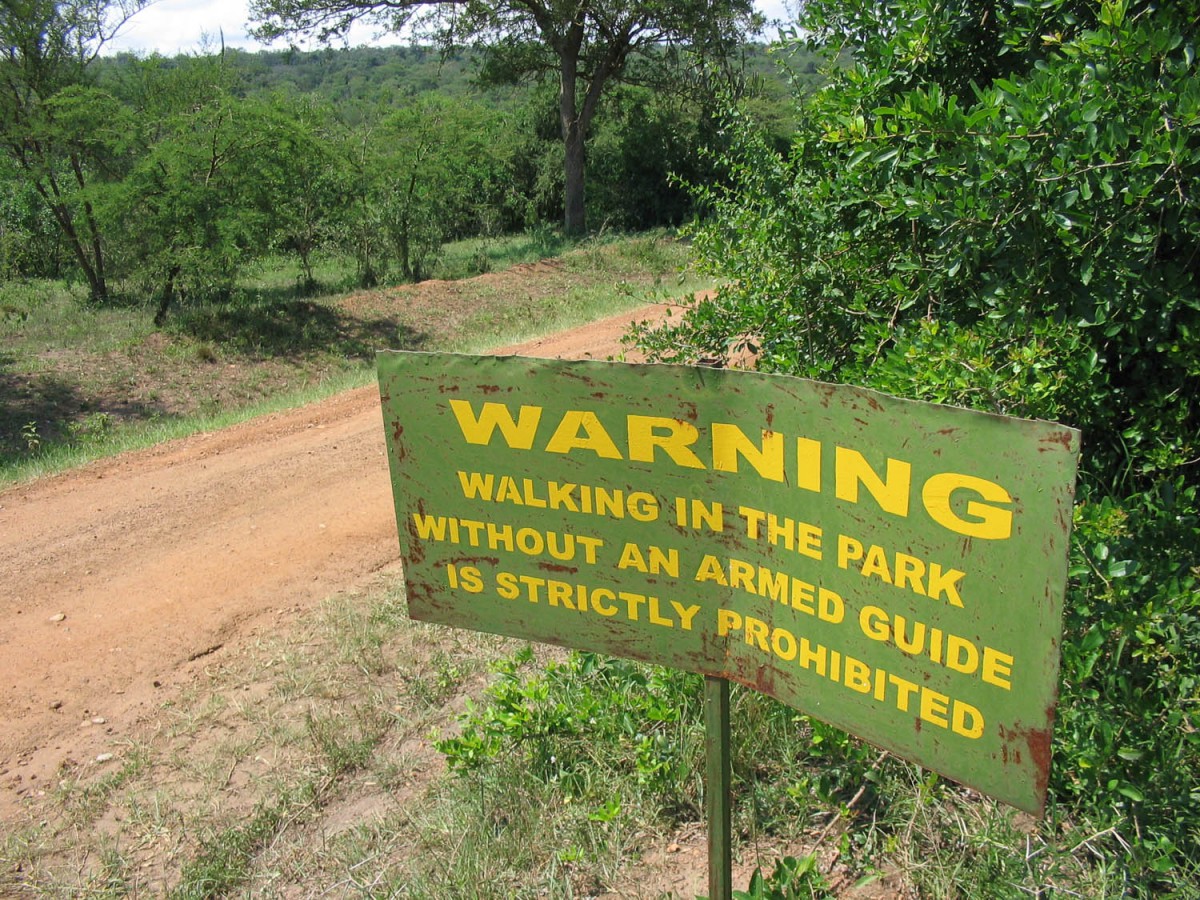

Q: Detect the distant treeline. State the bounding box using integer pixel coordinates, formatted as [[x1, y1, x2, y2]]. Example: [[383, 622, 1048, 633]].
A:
[[151, 42, 823, 116], [1, 40, 823, 316]]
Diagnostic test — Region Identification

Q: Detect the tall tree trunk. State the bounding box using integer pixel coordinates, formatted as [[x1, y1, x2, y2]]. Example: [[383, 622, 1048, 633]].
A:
[[563, 120, 586, 237], [399, 164, 420, 279], [556, 20, 624, 238], [559, 42, 587, 237], [69, 151, 109, 302], [298, 245, 315, 291], [154, 264, 181, 326], [399, 218, 412, 280]]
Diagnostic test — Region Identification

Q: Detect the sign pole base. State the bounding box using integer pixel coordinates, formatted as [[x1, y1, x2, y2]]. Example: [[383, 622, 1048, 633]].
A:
[[705, 675, 732, 900]]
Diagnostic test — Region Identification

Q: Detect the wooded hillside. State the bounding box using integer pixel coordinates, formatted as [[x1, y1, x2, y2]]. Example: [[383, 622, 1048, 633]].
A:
[[1, 33, 819, 314]]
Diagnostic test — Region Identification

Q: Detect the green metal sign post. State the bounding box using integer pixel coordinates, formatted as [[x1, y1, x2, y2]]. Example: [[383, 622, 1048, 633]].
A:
[[377, 351, 1080, 885], [705, 676, 732, 900]]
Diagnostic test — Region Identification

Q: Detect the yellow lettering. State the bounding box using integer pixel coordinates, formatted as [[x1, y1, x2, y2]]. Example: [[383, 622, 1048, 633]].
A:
[[648, 597, 673, 627], [922, 472, 1014, 540], [927, 564, 966, 607], [449, 400, 542, 448], [818, 588, 845, 624], [859, 605, 889, 641], [496, 571, 519, 599], [546, 580, 577, 610], [618, 542, 648, 572], [647, 545, 679, 576], [457, 565, 484, 594], [946, 635, 980, 675], [712, 424, 784, 481], [629, 492, 659, 522], [457, 470, 494, 499], [798, 638, 827, 676], [592, 589, 618, 616], [860, 544, 893, 582], [796, 437, 822, 492], [952, 701, 985, 738], [627, 415, 704, 468], [544, 410, 622, 459], [837, 533, 864, 569], [789, 577, 814, 613], [889, 673, 920, 711], [729, 559, 756, 592], [771, 627, 797, 661], [744, 615, 770, 651], [717, 608, 742, 636], [894, 553, 926, 595], [844, 657, 872, 693], [671, 601, 701, 631], [834, 447, 912, 517], [920, 688, 950, 729], [893, 614, 926, 654], [982, 647, 1014, 690], [694, 554, 728, 585]]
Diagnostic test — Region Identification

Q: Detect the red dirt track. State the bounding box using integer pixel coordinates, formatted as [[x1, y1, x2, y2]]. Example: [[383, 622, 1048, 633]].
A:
[[0, 303, 676, 818]]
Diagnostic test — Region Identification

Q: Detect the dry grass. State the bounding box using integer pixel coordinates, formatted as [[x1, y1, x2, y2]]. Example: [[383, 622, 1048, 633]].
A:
[[1, 567, 531, 897]]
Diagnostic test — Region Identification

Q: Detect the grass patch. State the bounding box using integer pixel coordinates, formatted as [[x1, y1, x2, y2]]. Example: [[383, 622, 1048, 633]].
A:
[[0, 367, 371, 485], [0, 230, 705, 484], [431, 226, 572, 280], [169, 788, 301, 900]]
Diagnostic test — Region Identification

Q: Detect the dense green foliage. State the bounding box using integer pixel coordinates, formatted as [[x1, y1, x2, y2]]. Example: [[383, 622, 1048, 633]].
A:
[[630, 0, 1199, 890], [1, 32, 809, 311], [0, 0, 149, 302]]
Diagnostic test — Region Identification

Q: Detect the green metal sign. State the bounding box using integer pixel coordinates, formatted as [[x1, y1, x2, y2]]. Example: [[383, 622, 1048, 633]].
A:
[[377, 352, 1080, 815]]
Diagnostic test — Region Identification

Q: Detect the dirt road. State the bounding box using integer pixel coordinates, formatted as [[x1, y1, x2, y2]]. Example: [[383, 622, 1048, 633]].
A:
[[0, 303, 675, 819]]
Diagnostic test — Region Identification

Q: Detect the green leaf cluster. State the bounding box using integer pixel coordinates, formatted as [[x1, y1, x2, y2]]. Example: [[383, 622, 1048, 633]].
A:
[[437, 649, 707, 819], [729, 854, 830, 900]]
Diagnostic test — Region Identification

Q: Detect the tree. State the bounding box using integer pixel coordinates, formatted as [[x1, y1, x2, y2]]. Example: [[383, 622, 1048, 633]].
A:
[[1, 115, 73, 277], [667, 0, 1199, 486], [112, 58, 318, 322], [257, 92, 346, 290], [328, 96, 516, 284], [0, 0, 146, 302], [248, 0, 760, 235]]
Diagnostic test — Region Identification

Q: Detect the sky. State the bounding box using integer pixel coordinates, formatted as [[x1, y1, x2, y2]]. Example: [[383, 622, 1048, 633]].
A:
[[103, 0, 797, 56]]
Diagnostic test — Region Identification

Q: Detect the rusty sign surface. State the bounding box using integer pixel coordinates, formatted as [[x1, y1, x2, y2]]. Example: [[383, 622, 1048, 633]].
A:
[[377, 352, 1080, 814]]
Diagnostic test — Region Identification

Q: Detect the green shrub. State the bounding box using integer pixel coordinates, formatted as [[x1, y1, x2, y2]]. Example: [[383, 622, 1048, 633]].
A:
[[438, 648, 707, 819], [638, 0, 1200, 888]]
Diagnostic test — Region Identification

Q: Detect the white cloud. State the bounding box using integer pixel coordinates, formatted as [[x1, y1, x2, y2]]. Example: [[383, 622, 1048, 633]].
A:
[[105, 0, 257, 55], [103, 0, 397, 55]]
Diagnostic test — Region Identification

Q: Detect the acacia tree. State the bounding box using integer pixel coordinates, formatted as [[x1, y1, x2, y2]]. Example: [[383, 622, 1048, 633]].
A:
[[248, 0, 759, 235], [0, 0, 145, 302], [115, 67, 323, 323]]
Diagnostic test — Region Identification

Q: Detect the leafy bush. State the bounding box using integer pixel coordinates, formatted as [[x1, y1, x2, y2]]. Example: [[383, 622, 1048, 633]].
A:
[[680, 0, 1200, 487], [1057, 483, 1200, 875], [638, 0, 1200, 888]]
